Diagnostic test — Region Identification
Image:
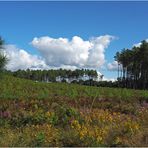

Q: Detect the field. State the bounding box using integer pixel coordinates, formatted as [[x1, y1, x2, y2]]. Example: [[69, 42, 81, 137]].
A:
[[0, 75, 148, 146]]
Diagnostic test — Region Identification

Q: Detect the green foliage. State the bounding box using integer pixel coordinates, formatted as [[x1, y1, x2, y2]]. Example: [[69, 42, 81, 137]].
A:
[[0, 37, 7, 73], [115, 40, 148, 89], [0, 54, 7, 71], [54, 104, 80, 126], [48, 112, 58, 125], [34, 132, 45, 146], [7, 68, 98, 83], [141, 90, 148, 101], [0, 75, 148, 146]]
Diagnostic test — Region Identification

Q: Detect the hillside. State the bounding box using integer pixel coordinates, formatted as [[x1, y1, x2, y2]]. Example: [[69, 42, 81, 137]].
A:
[[0, 75, 148, 146]]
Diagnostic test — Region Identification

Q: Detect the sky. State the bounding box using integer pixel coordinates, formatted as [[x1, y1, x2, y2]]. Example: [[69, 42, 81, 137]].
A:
[[0, 1, 148, 81]]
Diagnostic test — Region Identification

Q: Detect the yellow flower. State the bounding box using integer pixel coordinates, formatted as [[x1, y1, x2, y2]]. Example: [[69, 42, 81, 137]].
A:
[[97, 136, 103, 143], [115, 137, 122, 144], [71, 120, 81, 130]]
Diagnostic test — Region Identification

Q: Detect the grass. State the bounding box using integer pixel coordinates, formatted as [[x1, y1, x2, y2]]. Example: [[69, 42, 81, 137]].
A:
[[0, 75, 148, 146], [1, 75, 147, 101]]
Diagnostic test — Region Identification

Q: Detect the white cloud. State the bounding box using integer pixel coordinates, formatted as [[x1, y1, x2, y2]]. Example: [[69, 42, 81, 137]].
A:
[[133, 42, 141, 48], [133, 39, 148, 47], [31, 35, 114, 69], [96, 71, 116, 82], [4, 45, 49, 71], [103, 77, 116, 82], [107, 61, 118, 71], [3, 35, 115, 72]]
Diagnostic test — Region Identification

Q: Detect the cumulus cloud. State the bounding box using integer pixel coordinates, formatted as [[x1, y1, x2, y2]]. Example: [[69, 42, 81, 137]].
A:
[[3, 35, 115, 72], [107, 61, 118, 71], [4, 45, 49, 71], [31, 35, 114, 69]]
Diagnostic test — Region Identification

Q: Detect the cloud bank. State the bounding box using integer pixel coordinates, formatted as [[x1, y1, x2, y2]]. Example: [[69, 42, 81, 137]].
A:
[[4, 45, 49, 71], [3, 35, 115, 73], [31, 35, 114, 69]]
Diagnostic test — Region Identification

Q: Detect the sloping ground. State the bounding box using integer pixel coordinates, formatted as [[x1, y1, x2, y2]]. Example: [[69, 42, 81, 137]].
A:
[[1, 75, 148, 100], [0, 75, 148, 146]]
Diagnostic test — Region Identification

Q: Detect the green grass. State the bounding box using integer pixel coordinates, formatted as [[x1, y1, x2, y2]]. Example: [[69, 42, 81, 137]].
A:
[[0, 75, 147, 101], [0, 75, 148, 146]]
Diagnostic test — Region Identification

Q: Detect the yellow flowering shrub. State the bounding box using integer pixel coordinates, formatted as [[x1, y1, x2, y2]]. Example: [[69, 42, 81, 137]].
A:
[[24, 123, 60, 146], [0, 124, 60, 147], [70, 109, 141, 146]]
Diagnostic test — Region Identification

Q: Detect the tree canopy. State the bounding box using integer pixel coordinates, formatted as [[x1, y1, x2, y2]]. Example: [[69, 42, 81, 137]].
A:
[[115, 40, 148, 89], [0, 37, 7, 72], [6, 68, 98, 83]]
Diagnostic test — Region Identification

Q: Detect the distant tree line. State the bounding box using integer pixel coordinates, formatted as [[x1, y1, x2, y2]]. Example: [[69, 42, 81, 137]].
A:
[[115, 40, 148, 89], [5, 69, 119, 87], [5, 68, 98, 82]]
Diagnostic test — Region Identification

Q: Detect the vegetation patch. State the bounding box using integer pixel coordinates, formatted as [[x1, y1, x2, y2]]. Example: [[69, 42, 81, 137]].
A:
[[0, 76, 148, 146]]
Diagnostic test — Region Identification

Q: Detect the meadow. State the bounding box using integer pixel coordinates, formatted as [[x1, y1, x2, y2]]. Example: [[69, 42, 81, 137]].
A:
[[0, 75, 148, 146]]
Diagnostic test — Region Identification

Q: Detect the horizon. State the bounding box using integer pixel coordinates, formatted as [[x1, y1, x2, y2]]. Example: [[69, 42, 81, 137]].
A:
[[0, 1, 148, 81]]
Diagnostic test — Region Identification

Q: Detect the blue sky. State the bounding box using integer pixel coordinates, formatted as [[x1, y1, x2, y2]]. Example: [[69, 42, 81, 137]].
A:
[[0, 1, 148, 80]]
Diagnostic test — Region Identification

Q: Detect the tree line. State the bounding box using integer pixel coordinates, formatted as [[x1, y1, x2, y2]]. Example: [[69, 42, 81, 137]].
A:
[[5, 69, 119, 87], [5, 68, 98, 83], [115, 40, 148, 89]]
